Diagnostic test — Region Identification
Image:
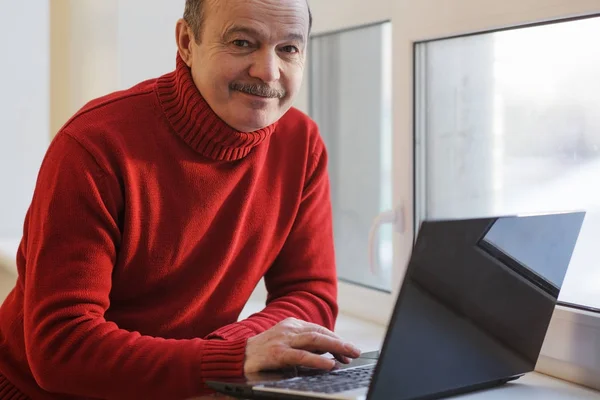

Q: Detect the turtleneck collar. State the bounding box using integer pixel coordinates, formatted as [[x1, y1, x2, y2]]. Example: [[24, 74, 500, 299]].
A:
[[155, 55, 277, 161]]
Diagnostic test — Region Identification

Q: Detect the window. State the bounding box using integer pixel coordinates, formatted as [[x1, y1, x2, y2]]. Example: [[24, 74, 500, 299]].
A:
[[307, 0, 599, 389], [413, 12, 600, 389], [414, 15, 600, 312], [309, 22, 393, 292]]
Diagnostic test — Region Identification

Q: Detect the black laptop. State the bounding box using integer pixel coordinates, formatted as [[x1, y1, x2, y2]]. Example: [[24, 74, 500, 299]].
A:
[[208, 211, 586, 400]]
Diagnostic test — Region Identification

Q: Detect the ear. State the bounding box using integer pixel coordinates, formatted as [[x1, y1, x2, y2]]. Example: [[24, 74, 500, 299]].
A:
[[176, 19, 194, 67]]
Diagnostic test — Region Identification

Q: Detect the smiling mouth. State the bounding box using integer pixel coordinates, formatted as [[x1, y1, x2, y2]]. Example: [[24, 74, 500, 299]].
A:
[[236, 90, 276, 100]]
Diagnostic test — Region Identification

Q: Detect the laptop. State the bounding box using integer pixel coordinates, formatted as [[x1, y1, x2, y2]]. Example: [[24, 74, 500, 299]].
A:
[[208, 211, 586, 400]]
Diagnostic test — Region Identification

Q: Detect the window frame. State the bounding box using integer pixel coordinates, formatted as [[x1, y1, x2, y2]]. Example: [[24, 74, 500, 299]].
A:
[[305, 0, 600, 390], [308, 20, 396, 296], [302, 0, 399, 327]]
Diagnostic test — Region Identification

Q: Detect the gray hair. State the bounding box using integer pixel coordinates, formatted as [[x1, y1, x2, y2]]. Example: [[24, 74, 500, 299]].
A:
[[183, 0, 313, 42]]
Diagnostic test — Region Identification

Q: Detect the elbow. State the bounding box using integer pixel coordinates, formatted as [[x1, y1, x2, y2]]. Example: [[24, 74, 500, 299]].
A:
[[28, 351, 65, 393], [308, 285, 338, 330], [27, 335, 74, 394], [327, 302, 338, 331], [319, 290, 338, 331]]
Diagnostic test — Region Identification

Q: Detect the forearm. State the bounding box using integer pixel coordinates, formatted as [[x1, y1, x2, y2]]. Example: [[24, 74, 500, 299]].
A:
[[206, 287, 337, 341]]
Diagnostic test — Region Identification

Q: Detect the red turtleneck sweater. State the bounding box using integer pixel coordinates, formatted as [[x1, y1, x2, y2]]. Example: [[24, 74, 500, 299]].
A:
[[0, 56, 337, 400]]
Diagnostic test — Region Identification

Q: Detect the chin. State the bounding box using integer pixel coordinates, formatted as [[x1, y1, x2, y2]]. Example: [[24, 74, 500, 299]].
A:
[[231, 112, 279, 133]]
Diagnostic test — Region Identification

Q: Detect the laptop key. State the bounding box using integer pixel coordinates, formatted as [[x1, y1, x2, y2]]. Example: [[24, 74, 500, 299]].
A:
[[261, 364, 376, 394]]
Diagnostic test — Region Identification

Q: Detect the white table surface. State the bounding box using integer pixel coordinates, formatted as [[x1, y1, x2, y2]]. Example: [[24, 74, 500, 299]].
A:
[[451, 372, 599, 399]]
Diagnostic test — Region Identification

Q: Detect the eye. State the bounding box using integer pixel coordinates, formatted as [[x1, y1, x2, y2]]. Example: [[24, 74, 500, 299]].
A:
[[281, 45, 300, 54], [232, 39, 251, 48]]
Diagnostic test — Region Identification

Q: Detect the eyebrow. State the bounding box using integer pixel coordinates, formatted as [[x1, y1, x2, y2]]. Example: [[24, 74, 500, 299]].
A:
[[223, 25, 305, 43]]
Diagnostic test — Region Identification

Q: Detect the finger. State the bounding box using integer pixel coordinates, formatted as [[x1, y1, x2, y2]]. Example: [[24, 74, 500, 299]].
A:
[[310, 351, 351, 364], [332, 353, 351, 364], [291, 332, 361, 358], [293, 321, 340, 339], [282, 349, 337, 370], [309, 350, 349, 363], [279, 319, 361, 356]]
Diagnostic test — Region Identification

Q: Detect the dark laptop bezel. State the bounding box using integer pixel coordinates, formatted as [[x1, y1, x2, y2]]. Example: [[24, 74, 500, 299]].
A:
[[476, 220, 560, 298]]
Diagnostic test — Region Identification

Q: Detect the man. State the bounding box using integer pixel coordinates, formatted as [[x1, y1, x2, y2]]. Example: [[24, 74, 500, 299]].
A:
[[0, 0, 361, 398]]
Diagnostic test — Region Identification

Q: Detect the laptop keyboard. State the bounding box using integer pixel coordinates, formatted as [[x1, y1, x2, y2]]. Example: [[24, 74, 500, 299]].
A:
[[260, 364, 375, 394]]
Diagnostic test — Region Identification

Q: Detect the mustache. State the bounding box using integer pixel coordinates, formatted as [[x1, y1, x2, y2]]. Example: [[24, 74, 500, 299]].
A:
[[229, 82, 286, 99]]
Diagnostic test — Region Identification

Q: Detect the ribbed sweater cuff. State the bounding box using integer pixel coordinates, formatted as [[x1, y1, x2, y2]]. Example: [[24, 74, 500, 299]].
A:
[[0, 373, 29, 400], [200, 338, 248, 383], [205, 322, 257, 341]]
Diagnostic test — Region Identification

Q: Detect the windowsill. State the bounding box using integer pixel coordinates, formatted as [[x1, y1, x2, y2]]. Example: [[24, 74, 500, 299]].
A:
[[240, 299, 600, 399]]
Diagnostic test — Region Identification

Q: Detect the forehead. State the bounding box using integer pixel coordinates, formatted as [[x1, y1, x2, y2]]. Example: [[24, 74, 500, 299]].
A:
[[205, 0, 310, 38]]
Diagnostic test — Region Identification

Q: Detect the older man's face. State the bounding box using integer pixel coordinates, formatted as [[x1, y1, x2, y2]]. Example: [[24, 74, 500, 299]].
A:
[[187, 0, 309, 132]]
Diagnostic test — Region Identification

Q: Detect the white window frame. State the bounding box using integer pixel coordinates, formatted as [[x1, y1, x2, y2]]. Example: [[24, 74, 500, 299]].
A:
[[303, 0, 600, 391], [299, 0, 399, 327]]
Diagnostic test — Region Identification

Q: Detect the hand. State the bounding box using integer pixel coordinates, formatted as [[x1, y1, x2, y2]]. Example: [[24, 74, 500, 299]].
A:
[[244, 318, 362, 374]]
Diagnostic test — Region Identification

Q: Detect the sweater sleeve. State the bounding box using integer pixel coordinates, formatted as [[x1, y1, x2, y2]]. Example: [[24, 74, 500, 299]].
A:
[[207, 137, 338, 341], [22, 133, 246, 400]]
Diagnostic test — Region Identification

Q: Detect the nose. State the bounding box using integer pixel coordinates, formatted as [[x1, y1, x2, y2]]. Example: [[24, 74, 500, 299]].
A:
[[248, 49, 281, 83]]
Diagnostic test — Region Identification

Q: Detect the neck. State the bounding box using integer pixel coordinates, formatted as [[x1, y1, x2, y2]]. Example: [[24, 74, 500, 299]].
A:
[[155, 55, 278, 161]]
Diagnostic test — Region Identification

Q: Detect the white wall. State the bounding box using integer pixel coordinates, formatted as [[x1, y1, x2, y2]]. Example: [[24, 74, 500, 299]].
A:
[[0, 0, 50, 240], [67, 1, 119, 113], [51, 0, 184, 135], [117, 0, 185, 89], [50, 0, 119, 136]]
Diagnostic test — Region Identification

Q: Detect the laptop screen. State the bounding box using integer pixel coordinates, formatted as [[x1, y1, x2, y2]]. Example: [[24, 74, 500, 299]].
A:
[[369, 212, 585, 400]]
